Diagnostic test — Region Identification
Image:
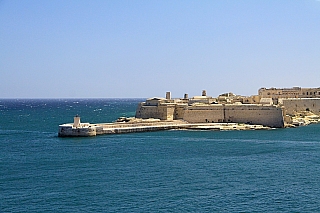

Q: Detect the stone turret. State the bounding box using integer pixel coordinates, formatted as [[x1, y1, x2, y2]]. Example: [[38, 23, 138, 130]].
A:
[[73, 115, 81, 127], [202, 90, 207, 96], [166, 91, 171, 100]]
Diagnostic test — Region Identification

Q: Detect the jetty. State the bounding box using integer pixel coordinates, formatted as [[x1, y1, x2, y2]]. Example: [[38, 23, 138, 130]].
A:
[[58, 116, 270, 137]]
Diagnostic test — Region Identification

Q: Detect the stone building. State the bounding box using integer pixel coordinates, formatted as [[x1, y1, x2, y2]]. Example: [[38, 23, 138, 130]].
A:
[[258, 87, 320, 103], [258, 87, 320, 113]]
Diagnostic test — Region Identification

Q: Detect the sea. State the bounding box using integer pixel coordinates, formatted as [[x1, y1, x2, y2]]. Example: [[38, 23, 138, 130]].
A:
[[1, 99, 320, 212]]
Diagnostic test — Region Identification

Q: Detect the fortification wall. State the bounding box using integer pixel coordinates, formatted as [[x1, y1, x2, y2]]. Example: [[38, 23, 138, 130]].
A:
[[174, 104, 186, 120], [136, 103, 160, 119], [135, 103, 175, 120], [136, 102, 285, 128], [280, 98, 320, 115], [166, 105, 175, 120], [224, 105, 284, 128], [183, 106, 224, 123], [182, 104, 284, 127]]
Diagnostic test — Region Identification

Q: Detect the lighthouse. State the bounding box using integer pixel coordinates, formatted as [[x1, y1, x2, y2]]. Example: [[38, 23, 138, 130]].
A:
[[73, 115, 81, 128]]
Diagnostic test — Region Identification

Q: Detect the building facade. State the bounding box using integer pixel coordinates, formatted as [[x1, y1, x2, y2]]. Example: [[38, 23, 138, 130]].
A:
[[259, 87, 320, 99]]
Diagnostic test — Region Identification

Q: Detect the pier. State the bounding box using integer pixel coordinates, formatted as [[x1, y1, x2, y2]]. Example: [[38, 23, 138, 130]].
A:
[[58, 116, 270, 137]]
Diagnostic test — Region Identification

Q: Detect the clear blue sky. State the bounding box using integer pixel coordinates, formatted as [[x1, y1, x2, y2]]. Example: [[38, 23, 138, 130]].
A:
[[1, 0, 320, 98]]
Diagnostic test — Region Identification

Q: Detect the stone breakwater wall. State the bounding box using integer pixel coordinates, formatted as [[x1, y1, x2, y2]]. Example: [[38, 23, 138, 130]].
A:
[[102, 121, 187, 134], [58, 121, 188, 137], [58, 120, 270, 137]]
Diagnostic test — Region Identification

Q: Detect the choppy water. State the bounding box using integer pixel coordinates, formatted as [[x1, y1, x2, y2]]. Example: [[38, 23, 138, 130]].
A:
[[1, 99, 320, 212]]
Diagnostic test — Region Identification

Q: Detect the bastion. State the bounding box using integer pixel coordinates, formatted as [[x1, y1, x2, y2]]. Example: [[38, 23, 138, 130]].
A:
[[135, 91, 284, 128]]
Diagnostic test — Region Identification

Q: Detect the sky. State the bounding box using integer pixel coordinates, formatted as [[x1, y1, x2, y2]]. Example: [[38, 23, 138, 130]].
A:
[[1, 0, 320, 98]]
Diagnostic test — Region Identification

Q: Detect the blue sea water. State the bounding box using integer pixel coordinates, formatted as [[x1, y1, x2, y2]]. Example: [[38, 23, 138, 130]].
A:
[[1, 99, 320, 212]]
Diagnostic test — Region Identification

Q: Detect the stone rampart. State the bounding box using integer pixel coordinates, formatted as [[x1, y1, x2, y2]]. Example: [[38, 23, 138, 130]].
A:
[[280, 98, 320, 115], [135, 103, 175, 120], [224, 105, 284, 128], [183, 105, 224, 123], [135, 95, 285, 128], [182, 104, 284, 128]]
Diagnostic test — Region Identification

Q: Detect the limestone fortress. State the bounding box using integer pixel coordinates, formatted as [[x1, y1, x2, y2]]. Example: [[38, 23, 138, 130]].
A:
[[59, 87, 320, 136], [136, 87, 320, 128]]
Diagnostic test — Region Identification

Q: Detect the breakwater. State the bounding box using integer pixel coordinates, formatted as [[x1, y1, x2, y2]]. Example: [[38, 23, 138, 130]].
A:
[[58, 117, 270, 137]]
